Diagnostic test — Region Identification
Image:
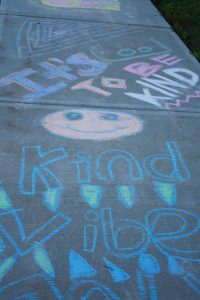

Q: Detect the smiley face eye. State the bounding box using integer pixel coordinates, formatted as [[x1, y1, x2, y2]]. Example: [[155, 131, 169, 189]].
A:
[[101, 113, 119, 121], [64, 112, 83, 121]]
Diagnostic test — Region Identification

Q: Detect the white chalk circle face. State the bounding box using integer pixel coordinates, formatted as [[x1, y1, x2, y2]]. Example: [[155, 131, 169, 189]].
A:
[[42, 109, 143, 140]]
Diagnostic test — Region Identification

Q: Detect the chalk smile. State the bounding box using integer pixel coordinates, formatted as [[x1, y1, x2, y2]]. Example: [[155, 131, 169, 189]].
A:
[[66, 125, 127, 134]]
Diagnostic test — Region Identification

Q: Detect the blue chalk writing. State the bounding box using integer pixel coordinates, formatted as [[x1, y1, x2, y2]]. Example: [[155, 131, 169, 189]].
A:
[[66, 52, 108, 77], [143, 141, 191, 182], [73, 152, 92, 184], [84, 225, 98, 253], [153, 181, 176, 205], [96, 150, 143, 181], [101, 208, 149, 258], [19, 146, 68, 195], [67, 280, 121, 300]]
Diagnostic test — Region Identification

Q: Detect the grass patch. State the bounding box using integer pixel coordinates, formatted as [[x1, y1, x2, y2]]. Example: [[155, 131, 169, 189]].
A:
[[152, 0, 200, 61]]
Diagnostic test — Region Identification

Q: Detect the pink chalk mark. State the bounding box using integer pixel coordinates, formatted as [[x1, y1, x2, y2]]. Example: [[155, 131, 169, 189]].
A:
[[151, 54, 182, 66], [165, 90, 200, 110], [123, 62, 163, 78]]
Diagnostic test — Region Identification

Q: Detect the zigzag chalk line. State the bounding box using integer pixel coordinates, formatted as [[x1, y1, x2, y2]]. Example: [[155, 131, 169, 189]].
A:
[[164, 90, 200, 110]]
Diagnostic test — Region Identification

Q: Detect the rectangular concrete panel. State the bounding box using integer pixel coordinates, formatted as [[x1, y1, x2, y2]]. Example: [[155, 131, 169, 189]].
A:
[[0, 102, 199, 299], [0, 0, 169, 27], [0, 15, 199, 112]]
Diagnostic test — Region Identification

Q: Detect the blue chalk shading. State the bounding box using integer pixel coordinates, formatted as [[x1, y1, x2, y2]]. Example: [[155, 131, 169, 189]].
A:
[[103, 257, 130, 282], [139, 254, 160, 300], [43, 188, 62, 212], [84, 225, 98, 253], [0, 255, 16, 282], [80, 184, 103, 208], [154, 181, 176, 205], [116, 185, 136, 209], [0, 188, 13, 210], [139, 254, 160, 274], [69, 250, 97, 280], [143, 141, 191, 182], [167, 256, 184, 275], [33, 244, 55, 278]]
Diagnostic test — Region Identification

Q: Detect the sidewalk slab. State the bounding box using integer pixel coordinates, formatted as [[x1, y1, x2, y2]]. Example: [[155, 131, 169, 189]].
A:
[[0, 0, 169, 27], [0, 102, 200, 299], [0, 15, 199, 112]]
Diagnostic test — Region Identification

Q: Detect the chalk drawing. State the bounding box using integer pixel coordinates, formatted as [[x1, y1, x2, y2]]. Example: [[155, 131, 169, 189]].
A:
[[165, 90, 200, 110], [33, 243, 55, 278], [40, 0, 121, 11], [71, 79, 112, 96], [19, 145, 68, 195], [0, 69, 66, 101], [138, 254, 160, 300], [116, 185, 136, 209], [168, 256, 200, 296], [67, 280, 121, 299], [42, 188, 63, 212], [151, 54, 182, 66], [102, 77, 127, 89], [143, 141, 191, 182], [153, 181, 176, 205], [41, 109, 143, 140], [146, 208, 200, 260], [0, 273, 63, 299], [96, 150, 143, 181], [101, 208, 149, 258], [91, 39, 171, 62], [103, 257, 130, 283], [84, 224, 98, 253], [0, 255, 16, 282], [0, 187, 13, 210], [17, 19, 135, 58], [69, 250, 97, 280], [73, 152, 92, 184], [80, 184, 103, 208], [125, 67, 199, 108], [124, 62, 163, 78]]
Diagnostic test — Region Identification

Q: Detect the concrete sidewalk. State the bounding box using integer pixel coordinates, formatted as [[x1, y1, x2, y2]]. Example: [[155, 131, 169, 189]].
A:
[[0, 1, 200, 299]]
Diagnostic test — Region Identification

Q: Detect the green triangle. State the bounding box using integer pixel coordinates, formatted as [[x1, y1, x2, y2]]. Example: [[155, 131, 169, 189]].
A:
[[154, 181, 176, 205], [80, 185, 102, 208]]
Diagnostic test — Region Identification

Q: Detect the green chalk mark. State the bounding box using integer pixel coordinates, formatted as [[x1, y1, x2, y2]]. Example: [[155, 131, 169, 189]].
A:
[[0, 188, 13, 210], [33, 244, 55, 278], [80, 185, 102, 208], [0, 256, 16, 282], [154, 181, 176, 205], [117, 185, 136, 209]]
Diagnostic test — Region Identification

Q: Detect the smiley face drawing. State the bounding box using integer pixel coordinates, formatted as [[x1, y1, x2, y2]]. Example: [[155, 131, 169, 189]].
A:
[[42, 109, 143, 140]]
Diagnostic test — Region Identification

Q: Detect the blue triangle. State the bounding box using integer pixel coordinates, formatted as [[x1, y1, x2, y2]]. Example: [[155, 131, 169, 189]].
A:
[[69, 250, 97, 280], [103, 257, 130, 283]]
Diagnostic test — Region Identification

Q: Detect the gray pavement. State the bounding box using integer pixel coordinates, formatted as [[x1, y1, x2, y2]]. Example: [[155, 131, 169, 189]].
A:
[[0, 1, 200, 299]]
